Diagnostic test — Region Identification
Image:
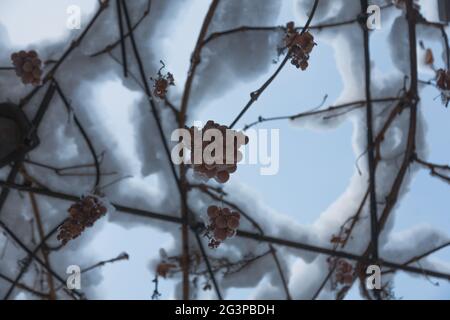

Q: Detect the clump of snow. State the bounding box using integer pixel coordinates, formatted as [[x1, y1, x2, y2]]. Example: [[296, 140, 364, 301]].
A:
[[0, 0, 448, 300]]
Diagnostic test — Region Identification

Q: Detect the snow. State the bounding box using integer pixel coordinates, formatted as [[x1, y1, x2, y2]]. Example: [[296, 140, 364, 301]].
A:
[[0, 0, 449, 300]]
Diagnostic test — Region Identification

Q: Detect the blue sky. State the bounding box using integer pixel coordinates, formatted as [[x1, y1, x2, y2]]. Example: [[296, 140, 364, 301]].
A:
[[1, 0, 449, 300]]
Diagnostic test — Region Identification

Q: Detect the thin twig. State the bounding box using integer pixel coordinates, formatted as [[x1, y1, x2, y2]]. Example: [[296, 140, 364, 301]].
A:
[[242, 97, 399, 131], [177, 0, 221, 299], [81, 252, 129, 273], [383, 241, 450, 275], [414, 156, 450, 184], [53, 79, 102, 190], [19, 1, 109, 107], [0, 272, 50, 299], [89, 0, 152, 57], [229, 0, 320, 129], [27, 187, 57, 300], [194, 184, 293, 300], [0, 219, 84, 300], [1, 180, 450, 283], [116, 0, 128, 77]]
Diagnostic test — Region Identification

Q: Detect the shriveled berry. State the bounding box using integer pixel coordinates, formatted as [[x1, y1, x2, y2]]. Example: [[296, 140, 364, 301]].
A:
[[23, 62, 33, 72], [214, 228, 228, 241], [216, 171, 230, 183], [207, 205, 219, 218], [227, 216, 240, 229], [215, 215, 228, 229]]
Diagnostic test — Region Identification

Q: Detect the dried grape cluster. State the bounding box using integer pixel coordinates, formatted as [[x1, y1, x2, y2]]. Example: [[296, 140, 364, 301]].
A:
[[156, 262, 177, 278], [436, 69, 450, 106], [186, 120, 249, 184], [284, 22, 315, 70], [206, 205, 240, 248], [11, 50, 42, 86], [57, 195, 108, 245], [151, 62, 175, 99], [327, 257, 354, 288]]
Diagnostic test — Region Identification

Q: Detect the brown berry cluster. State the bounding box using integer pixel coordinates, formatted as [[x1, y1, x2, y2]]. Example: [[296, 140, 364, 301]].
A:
[[436, 69, 450, 106], [156, 262, 177, 278], [186, 120, 249, 184], [57, 195, 108, 245], [206, 205, 240, 248], [151, 63, 175, 99], [11, 50, 42, 86], [327, 257, 354, 287], [284, 22, 315, 70]]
